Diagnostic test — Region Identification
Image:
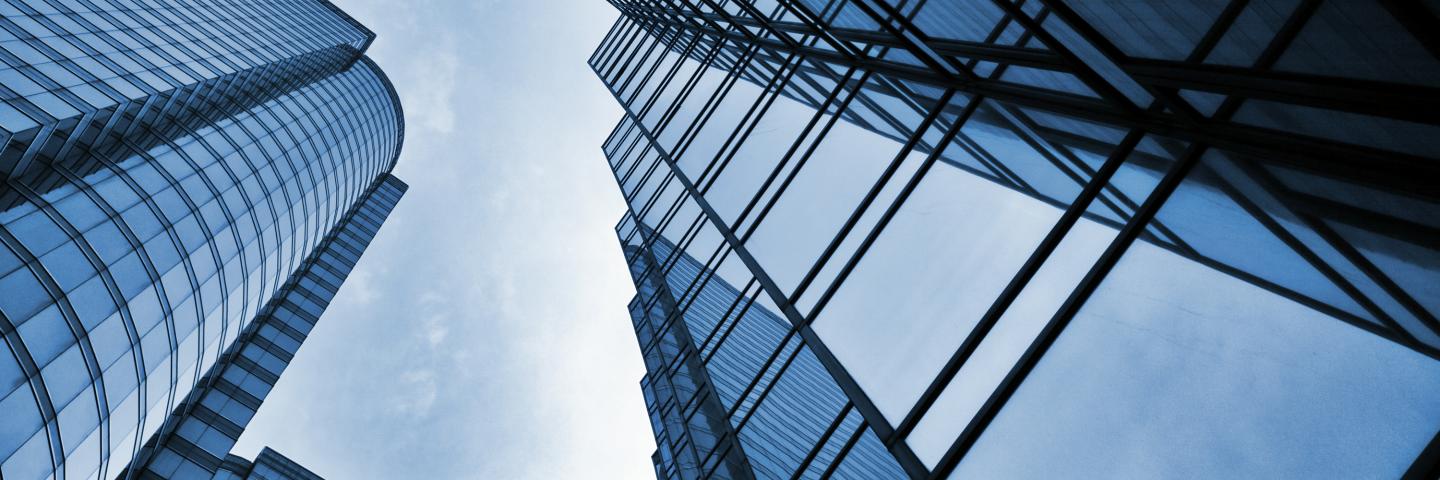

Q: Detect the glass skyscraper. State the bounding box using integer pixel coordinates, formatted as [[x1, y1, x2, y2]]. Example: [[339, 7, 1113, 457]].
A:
[[130, 175, 404, 479], [591, 1, 1440, 479], [0, 1, 404, 479]]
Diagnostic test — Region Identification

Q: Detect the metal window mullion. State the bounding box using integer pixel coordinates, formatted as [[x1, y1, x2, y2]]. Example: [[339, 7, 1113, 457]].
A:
[[605, 69, 932, 474], [599, 16, 650, 81], [665, 39, 767, 165], [1210, 158, 1440, 339], [929, 140, 1206, 479], [816, 420, 868, 479], [697, 279, 760, 358], [10, 179, 119, 465], [1204, 170, 1419, 341], [1123, 59, 1440, 126], [789, 402, 855, 480], [591, 17, 630, 66], [888, 127, 1144, 443], [978, 100, 1199, 255], [841, 0, 967, 79], [723, 66, 861, 233], [616, 25, 678, 104], [731, 69, 864, 240], [638, 25, 739, 144], [0, 240, 69, 477], [928, 2, 1328, 475], [732, 71, 873, 242], [980, 0, 1147, 113], [786, 87, 957, 303], [635, 242, 745, 475], [694, 53, 804, 191]]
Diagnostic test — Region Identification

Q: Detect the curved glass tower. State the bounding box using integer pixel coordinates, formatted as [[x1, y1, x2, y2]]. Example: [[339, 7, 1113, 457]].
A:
[[0, 1, 404, 479]]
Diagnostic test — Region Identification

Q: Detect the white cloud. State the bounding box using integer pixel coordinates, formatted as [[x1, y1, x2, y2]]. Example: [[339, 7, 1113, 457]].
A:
[[399, 48, 461, 134], [394, 368, 439, 417], [423, 314, 449, 347], [235, 1, 656, 478]]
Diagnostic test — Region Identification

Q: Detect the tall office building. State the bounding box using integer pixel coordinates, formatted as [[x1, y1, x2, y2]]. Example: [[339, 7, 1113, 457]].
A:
[[130, 175, 405, 479], [591, 1, 1440, 479], [627, 231, 905, 479], [0, 1, 404, 479]]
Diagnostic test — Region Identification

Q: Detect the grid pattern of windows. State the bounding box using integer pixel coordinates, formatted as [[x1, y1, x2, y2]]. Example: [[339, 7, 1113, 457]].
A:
[[630, 229, 905, 480], [592, 1, 1440, 479], [630, 232, 752, 480], [0, 1, 403, 477], [0, 0, 375, 180], [132, 174, 403, 479]]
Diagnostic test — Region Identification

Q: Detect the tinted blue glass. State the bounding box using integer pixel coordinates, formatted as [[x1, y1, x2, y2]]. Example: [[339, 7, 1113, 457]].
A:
[[955, 232, 1440, 478], [0, 1, 403, 477], [595, 1, 1440, 478], [136, 175, 405, 477]]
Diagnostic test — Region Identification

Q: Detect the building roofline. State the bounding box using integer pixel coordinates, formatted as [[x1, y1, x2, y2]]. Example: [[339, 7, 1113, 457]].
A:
[[317, 0, 377, 53]]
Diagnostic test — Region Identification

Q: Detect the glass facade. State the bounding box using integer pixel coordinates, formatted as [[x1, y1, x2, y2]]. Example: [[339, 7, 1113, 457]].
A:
[[629, 229, 906, 480], [591, 1, 1440, 479], [0, 0, 374, 179], [130, 174, 404, 479], [0, 1, 404, 479], [212, 447, 323, 480]]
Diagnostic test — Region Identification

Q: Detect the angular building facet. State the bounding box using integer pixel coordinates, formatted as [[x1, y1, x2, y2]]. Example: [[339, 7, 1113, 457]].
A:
[[0, 1, 403, 479], [591, 1, 1440, 478], [213, 447, 324, 480]]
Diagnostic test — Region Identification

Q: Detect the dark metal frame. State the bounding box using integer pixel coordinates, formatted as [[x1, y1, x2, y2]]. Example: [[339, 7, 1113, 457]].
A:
[[593, 0, 1440, 478]]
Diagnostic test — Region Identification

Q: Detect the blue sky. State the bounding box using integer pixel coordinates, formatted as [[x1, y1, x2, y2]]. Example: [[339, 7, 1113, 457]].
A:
[[206, 1, 1440, 478], [230, 1, 655, 477]]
